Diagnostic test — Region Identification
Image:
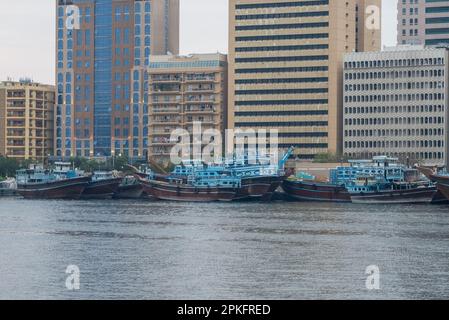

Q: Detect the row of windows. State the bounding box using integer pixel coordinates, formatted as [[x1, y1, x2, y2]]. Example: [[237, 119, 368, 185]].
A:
[[56, 138, 91, 150], [401, 28, 419, 37], [235, 77, 328, 85], [344, 152, 444, 161], [235, 88, 328, 95], [345, 117, 444, 126], [113, 128, 149, 138], [277, 132, 328, 138], [345, 140, 444, 150], [345, 69, 444, 80], [426, 17, 449, 24], [345, 93, 445, 103], [344, 104, 445, 114], [345, 141, 444, 154], [235, 0, 329, 10], [426, 27, 449, 35], [279, 143, 328, 149], [235, 44, 328, 53], [236, 33, 328, 42], [56, 148, 145, 158], [235, 11, 329, 21], [426, 39, 449, 45], [345, 81, 444, 92], [235, 110, 328, 117], [344, 57, 444, 69], [235, 99, 328, 106], [235, 22, 328, 31], [236, 66, 328, 74], [345, 128, 444, 138], [235, 55, 328, 63], [235, 121, 328, 127], [400, 6, 419, 17], [400, 17, 418, 26]]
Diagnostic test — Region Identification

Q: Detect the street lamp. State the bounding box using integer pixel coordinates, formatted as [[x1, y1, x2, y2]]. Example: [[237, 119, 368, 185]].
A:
[[111, 150, 116, 169]]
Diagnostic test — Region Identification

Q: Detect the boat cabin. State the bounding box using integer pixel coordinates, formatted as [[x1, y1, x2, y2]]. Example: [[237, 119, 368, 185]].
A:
[[91, 171, 115, 182], [331, 156, 407, 185]]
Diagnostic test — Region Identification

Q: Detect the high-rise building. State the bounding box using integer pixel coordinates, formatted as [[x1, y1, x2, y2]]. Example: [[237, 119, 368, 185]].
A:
[[0, 80, 55, 161], [147, 54, 228, 165], [55, 0, 179, 160], [343, 46, 449, 167], [228, 0, 381, 160], [398, 0, 449, 46]]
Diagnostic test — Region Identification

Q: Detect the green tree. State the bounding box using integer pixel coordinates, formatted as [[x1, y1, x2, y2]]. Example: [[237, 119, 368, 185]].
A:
[[0, 157, 33, 179], [113, 155, 129, 171]]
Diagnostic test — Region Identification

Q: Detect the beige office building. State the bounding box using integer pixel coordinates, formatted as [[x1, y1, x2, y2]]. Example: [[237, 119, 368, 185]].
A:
[[228, 0, 381, 160], [0, 80, 55, 161], [147, 54, 228, 164], [343, 46, 449, 167], [398, 0, 449, 46]]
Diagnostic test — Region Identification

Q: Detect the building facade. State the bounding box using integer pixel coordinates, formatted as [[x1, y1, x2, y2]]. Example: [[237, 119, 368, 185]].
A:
[[228, 0, 381, 160], [398, 0, 449, 46], [147, 54, 228, 165], [55, 0, 179, 160], [343, 46, 449, 167], [0, 80, 55, 161]]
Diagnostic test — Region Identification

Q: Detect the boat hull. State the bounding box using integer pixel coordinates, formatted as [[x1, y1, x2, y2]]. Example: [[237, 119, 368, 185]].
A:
[[236, 176, 283, 201], [282, 180, 351, 203], [431, 189, 449, 204], [142, 180, 237, 202], [17, 176, 90, 200], [436, 182, 449, 202], [420, 173, 449, 203], [349, 186, 437, 204], [0, 189, 18, 196], [81, 178, 123, 199], [140, 181, 158, 201], [114, 183, 144, 199]]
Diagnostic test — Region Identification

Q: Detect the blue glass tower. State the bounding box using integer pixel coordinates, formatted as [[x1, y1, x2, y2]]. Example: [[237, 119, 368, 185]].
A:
[[55, 0, 179, 159]]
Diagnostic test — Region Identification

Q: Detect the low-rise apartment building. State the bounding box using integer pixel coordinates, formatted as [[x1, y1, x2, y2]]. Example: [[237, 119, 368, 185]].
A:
[[147, 54, 227, 165], [0, 80, 55, 161]]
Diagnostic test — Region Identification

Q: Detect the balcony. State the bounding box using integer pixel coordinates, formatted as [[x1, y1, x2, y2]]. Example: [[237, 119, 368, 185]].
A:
[[152, 84, 181, 93], [152, 98, 182, 104], [151, 137, 177, 145], [151, 121, 181, 126], [186, 95, 216, 103], [7, 111, 25, 118], [6, 149, 26, 156], [7, 141, 25, 147], [7, 130, 25, 137], [7, 91, 25, 98], [185, 120, 216, 126], [185, 105, 216, 114], [7, 121, 25, 127], [151, 107, 181, 114], [185, 74, 216, 82], [185, 85, 215, 93], [150, 128, 178, 136], [151, 75, 182, 83], [7, 101, 26, 108], [30, 91, 44, 99]]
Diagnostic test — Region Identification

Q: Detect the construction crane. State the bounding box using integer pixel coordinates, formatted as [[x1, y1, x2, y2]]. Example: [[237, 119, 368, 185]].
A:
[[279, 146, 294, 170]]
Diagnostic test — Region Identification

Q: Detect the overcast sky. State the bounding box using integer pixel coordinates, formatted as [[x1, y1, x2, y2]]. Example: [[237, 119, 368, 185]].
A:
[[0, 0, 398, 85]]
